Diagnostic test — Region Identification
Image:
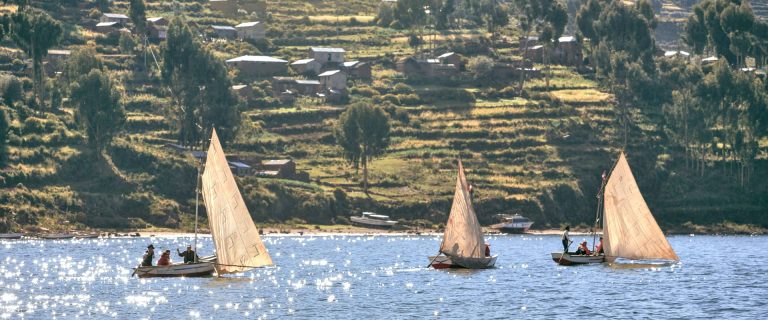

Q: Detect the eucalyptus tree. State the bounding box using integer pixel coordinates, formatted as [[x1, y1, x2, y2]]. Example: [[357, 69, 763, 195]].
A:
[[9, 8, 62, 107], [334, 103, 391, 194]]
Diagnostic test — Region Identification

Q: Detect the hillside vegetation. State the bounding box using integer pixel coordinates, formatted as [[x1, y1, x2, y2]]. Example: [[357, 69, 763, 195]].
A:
[[0, 0, 766, 234]]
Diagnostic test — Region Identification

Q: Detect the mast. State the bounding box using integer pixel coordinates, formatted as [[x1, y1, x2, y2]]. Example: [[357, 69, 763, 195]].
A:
[[193, 162, 201, 263], [592, 171, 607, 252]]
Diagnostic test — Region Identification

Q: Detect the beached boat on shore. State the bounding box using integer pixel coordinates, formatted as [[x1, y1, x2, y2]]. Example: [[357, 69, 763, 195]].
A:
[[0, 233, 24, 239], [491, 214, 534, 233], [38, 233, 75, 240], [350, 212, 397, 228]]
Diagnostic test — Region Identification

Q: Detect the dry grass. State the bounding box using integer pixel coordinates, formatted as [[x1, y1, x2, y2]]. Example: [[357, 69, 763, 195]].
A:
[[309, 15, 375, 23], [550, 89, 612, 103]]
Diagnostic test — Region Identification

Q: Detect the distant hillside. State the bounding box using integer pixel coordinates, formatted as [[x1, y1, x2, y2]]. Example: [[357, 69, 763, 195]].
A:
[[0, 0, 765, 234]]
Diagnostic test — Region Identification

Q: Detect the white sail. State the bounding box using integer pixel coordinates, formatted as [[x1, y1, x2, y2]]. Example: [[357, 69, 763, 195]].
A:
[[439, 160, 486, 259], [602, 153, 678, 262], [202, 129, 273, 273]]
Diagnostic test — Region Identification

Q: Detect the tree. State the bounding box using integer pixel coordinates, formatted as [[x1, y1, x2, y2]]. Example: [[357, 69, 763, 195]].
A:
[[467, 55, 494, 80], [513, 0, 566, 93], [334, 103, 391, 194], [163, 17, 239, 146], [129, 0, 147, 36], [0, 107, 8, 167], [9, 8, 62, 107], [70, 69, 125, 152], [63, 47, 103, 85]]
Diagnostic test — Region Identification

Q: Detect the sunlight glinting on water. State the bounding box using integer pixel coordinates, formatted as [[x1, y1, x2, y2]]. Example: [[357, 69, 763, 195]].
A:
[[0, 235, 766, 318]]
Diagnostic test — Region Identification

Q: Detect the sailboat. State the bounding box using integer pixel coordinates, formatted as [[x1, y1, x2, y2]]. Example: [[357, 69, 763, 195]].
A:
[[552, 152, 679, 265], [428, 159, 497, 269], [134, 129, 273, 277]]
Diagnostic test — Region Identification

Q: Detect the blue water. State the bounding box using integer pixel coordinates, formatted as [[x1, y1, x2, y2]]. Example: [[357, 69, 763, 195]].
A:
[[0, 234, 765, 319]]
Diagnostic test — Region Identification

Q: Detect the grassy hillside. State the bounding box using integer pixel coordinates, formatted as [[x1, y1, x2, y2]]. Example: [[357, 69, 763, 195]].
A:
[[0, 0, 765, 234]]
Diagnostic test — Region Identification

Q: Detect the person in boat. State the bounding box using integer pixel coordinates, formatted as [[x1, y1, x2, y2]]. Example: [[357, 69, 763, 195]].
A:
[[178, 245, 199, 264], [594, 236, 604, 256], [575, 241, 591, 255], [484, 243, 491, 257], [157, 250, 171, 266], [561, 226, 571, 253], [141, 244, 155, 267]]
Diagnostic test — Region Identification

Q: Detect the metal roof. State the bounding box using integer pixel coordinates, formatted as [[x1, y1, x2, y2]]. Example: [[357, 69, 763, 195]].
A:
[[291, 58, 316, 65], [263, 159, 292, 165], [211, 25, 236, 31], [318, 70, 342, 77], [310, 47, 345, 53], [235, 21, 262, 28], [103, 13, 129, 19], [226, 55, 288, 63]]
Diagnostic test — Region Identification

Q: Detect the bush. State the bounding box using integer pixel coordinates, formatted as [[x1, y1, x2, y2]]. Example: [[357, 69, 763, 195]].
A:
[[392, 83, 414, 94], [0, 75, 23, 105], [351, 86, 379, 97], [467, 56, 494, 80]]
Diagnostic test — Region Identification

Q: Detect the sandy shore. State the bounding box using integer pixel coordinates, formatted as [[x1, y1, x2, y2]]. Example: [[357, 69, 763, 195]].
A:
[[114, 227, 585, 238]]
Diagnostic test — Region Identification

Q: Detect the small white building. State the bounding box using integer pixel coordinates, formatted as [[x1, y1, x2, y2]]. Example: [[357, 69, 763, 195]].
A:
[[309, 47, 345, 65], [100, 13, 129, 24], [291, 58, 322, 75], [318, 70, 347, 90], [235, 21, 266, 41]]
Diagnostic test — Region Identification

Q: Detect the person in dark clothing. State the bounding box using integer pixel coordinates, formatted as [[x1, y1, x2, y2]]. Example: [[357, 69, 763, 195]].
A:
[[561, 226, 571, 253], [177, 245, 198, 264], [141, 244, 155, 267]]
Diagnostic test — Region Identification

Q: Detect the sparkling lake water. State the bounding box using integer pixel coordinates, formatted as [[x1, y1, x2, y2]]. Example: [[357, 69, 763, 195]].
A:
[[0, 234, 765, 319]]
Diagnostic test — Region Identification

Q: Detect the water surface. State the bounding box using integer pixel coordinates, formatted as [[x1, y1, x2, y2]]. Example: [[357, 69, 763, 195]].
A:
[[0, 234, 764, 319]]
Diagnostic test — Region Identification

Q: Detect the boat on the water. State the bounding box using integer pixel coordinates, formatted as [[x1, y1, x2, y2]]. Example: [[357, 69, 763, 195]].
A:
[[0, 233, 24, 239], [491, 214, 534, 233], [73, 233, 100, 239], [350, 212, 397, 228], [134, 129, 273, 278], [38, 233, 75, 240], [428, 159, 497, 269], [553, 152, 679, 266]]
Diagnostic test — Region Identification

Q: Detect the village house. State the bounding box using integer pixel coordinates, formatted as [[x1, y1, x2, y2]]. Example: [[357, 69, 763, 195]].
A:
[[226, 55, 288, 77], [318, 70, 347, 90], [664, 50, 691, 60], [228, 161, 253, 176], [209, 0, 237, 16], [552, 36, 582, 67], [291, 58, 322, 75], [100, 13, 130, 25], [341, 61, 371, 79], [271, 77, 321, 97], [239, 0, 267, 15], [701, 56, 719, 65], [437, 52, 463, 69], [396, 56, 458, 78], [235, 21, 266, 41], [95, 21, 121, 33], [146, 17, 168, 26], [44, 49, 70, 75], [309, 47, 345, 66], [232, 84, 254, 101], [209, 25, 237, 39], [259, 159, 297, 179]]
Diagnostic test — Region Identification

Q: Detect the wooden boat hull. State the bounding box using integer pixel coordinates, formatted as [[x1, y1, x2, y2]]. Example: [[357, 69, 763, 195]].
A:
[[428, 255, 497, 269], [133, 262, 215, 278], [0, 233, 24, 239], [350, 216, 397, 228], [551, 252, 605, 266], [38, 234, 75, 239]]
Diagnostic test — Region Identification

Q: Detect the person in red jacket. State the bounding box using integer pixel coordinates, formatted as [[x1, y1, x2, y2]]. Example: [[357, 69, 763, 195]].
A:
[[575, 241, 591, 255], [484, 243, 491, 257], [594, 237, 604, 256], [157, 250, 171, 266]]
